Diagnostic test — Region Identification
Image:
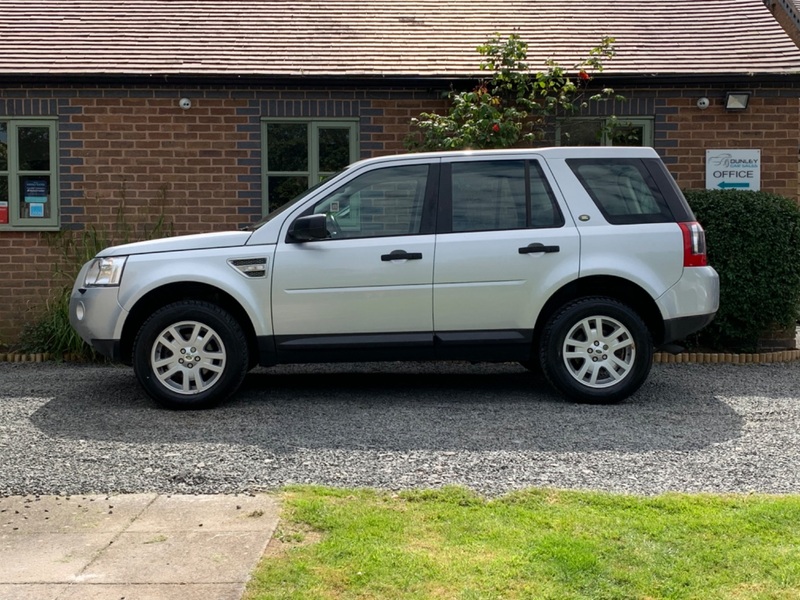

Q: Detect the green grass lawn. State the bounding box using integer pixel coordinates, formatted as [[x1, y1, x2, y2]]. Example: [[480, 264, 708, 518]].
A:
[[245, 486, 800, 600]]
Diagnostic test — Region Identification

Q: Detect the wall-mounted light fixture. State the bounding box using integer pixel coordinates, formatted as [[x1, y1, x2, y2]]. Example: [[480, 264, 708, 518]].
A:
[[725, 92, 751, 111]]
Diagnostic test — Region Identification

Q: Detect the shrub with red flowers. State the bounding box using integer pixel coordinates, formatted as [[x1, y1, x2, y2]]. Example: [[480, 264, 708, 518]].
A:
[[406, 34, 620, 151]]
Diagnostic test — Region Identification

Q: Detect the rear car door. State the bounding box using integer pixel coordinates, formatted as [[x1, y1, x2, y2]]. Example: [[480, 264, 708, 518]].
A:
[[432, 156, 580, 360]]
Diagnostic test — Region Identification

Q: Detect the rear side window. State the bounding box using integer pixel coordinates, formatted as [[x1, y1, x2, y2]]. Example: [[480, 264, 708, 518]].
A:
[[567, 158, 674, 224], [449, 160, 564, 232]]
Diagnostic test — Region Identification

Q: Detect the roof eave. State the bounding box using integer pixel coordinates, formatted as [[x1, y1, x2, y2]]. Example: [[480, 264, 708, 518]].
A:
[[0, 71, 799, 87]]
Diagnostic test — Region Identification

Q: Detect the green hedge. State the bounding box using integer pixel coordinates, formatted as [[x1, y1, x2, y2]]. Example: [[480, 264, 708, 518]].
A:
[[684, 189, 800, 352]]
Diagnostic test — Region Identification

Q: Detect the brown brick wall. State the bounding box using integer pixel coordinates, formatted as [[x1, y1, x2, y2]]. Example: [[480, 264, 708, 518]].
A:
[[64, 95, 253, 233], [659, 89, 800, 198], [0, 84, 447, 343], [0, 82, 798, 344], [572, 84, 800, 198], [768, 1, 800, 49], [0, 231, 60, 344], [370, 98, 448, 155]]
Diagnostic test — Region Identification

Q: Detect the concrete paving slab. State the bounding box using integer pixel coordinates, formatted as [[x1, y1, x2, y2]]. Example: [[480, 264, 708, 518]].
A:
[[0, 494, 279, 600], [126, 493, 278, 533], [57, 583, 246, 599], [81, 531, 275, 584], [0, 584, 70, 600], [0, 494, 156, 534], [0, 532, 115, 583]]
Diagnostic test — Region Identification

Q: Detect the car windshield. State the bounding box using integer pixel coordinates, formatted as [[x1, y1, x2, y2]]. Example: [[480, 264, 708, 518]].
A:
[[241, 170, 346, 231]]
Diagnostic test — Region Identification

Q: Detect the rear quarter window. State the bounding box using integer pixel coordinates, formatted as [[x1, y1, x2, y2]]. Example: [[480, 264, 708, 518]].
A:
[[567, 158, 674, 224]]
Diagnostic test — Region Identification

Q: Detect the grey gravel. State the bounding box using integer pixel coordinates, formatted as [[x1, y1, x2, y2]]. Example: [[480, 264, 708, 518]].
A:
[[0, 360, 799, 497]]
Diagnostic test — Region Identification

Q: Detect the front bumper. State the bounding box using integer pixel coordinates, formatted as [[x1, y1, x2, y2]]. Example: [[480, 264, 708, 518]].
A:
[[88, 339, 123, 361], [69, 285, 127, 361]]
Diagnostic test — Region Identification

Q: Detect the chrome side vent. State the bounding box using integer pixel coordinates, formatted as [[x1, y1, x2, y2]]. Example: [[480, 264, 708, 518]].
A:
[[228, 257, 268, 278]]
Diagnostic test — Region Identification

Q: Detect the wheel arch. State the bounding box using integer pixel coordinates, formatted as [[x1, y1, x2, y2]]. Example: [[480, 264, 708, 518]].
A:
[[119, 282, 258, 366], [534, 276, 665, 350]]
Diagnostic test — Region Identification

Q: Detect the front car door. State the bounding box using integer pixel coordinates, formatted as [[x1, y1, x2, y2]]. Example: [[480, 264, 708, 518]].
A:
[[271, 160, 438, 362], [433, 156, 581, 360]]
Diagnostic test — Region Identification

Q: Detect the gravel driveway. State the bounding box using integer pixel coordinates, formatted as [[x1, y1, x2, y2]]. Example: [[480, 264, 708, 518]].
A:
[[0, 360, 798, 497]]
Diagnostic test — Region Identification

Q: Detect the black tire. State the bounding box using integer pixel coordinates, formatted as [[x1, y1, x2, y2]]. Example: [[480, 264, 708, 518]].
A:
[[132, 300, 249, 410], [539, 297, 653, 404]]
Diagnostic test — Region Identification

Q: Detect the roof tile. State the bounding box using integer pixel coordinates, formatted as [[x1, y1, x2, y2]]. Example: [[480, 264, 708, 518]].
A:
[[0, 0, 797, 77]]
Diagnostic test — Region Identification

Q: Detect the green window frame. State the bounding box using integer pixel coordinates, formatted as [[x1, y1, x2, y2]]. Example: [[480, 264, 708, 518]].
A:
[[261, 119, 359, 214], [557, 117, 654, 147], [0, 118, 59, 230]]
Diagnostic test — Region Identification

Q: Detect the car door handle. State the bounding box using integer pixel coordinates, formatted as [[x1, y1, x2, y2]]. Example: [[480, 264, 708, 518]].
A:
[[519, 243, 560, 254], [381, 250, 423, 261]]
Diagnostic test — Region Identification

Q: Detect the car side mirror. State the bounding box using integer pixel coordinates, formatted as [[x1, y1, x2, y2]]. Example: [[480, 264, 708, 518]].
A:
[[288, 214, 329, 242]]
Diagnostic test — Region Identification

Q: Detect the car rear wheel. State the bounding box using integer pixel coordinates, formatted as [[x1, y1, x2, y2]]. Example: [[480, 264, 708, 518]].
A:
[[133, 300, 249, 410], [539, 297, 653, 404]]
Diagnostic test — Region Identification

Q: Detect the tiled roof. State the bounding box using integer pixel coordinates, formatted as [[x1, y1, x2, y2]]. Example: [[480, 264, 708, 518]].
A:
[[0, 0, 799, 78]]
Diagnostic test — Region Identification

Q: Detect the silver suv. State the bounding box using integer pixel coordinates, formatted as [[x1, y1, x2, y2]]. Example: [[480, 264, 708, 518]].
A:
[[70, 147, 719, 409]]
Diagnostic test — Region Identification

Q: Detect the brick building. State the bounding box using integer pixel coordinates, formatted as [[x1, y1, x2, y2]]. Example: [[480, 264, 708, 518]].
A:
[[1, 0, 800, 343], [767, 0, 800, 46]]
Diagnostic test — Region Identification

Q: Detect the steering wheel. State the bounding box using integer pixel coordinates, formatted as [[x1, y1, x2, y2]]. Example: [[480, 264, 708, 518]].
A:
[[325, 212, 342, 238]]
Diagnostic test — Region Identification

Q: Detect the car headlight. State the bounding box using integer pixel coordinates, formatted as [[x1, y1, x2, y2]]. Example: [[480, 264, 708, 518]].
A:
[[84, 256, 128, 287]]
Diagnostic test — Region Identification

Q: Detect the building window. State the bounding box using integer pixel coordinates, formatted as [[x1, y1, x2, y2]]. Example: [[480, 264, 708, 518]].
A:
[[0, 118, 59, 230], [262, 119, 358, 214], [557, 118, 654, 147]]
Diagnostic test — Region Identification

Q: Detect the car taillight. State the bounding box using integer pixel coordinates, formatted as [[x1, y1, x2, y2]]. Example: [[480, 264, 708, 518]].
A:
[[679, 222, 708, 267]]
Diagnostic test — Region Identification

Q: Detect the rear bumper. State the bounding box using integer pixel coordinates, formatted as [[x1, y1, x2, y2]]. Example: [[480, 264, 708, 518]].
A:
[[662, 312, 716, 345], [656, 266, 719, 344]]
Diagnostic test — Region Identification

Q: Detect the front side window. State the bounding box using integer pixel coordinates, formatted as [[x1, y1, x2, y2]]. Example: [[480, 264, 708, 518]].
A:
[[567, 158, 673, 224], [449, 160, 564, 232], [262, 119, 358, 214], [311, 164, 429, 239], [0, 119, 59, 229]]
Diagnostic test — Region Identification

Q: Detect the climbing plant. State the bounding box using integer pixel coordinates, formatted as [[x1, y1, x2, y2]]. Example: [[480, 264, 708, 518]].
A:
[[405, 34, 620, 151]]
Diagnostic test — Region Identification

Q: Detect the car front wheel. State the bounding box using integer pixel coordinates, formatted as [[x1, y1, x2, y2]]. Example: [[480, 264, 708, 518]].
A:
[[132, 300, 249, 410], [539, 297, 653, 404]]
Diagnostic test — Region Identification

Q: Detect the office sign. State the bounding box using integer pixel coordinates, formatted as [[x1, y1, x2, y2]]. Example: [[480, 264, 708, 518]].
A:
[[706, 149, 760, 191]]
